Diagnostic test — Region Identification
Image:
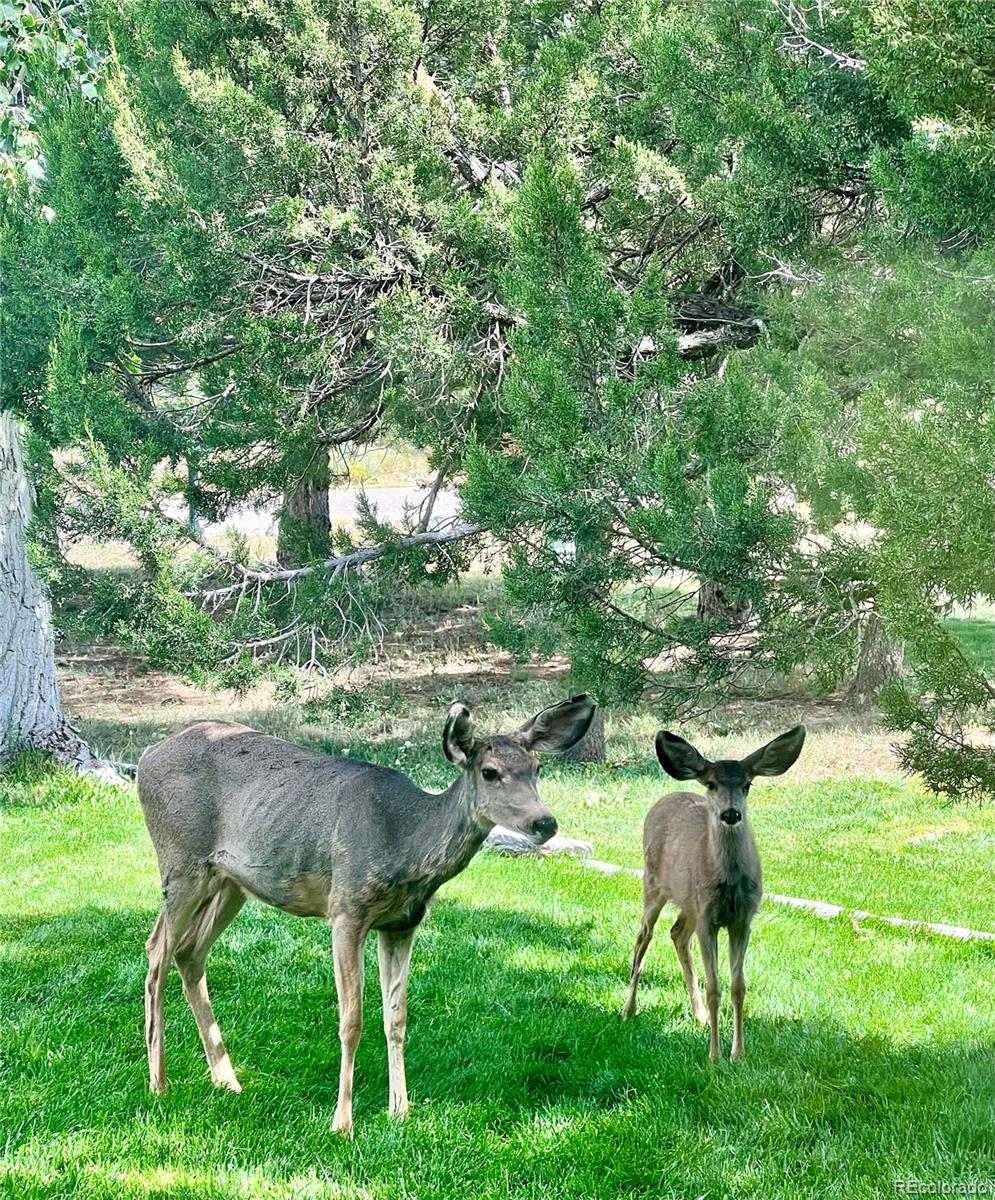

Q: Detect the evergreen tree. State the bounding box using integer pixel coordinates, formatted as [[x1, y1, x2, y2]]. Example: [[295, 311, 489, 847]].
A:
[[5, 0, 995, 798]]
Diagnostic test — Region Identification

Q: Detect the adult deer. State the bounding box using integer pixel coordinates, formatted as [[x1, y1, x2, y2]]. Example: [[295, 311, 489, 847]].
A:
[[137, 694, 595, 1135], [621, 725, 805, 1060]]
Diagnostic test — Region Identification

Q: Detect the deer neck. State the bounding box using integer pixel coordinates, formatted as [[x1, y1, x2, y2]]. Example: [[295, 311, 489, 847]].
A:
[[420, 774, 490, 882], [709, 816, 755, 881]]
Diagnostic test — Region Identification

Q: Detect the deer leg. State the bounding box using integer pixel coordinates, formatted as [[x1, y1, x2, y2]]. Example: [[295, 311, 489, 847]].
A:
[[671, 912, 708, 1024], [173, 880, 246, 1092], [728, 920, 752, 1061], [622, 894, 664, 1020], [331, 917, 366, 1137], [144, 907, 173, 1094], [377, 926, 417, 1119], [696, 919, 722, 1061], [145, 871, 211, 1094]]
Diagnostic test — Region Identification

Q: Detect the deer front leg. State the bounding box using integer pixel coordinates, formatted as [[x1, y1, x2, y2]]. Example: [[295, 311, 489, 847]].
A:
[[331, 917, 366, 1137], [696, 919, 722, 1061], [377, 927, 416, 1119], [728, 920, 752, 1060]]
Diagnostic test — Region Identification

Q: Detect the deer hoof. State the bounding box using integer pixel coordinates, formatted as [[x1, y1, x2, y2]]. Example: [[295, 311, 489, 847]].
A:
[[331, 1115, 354, 1138]]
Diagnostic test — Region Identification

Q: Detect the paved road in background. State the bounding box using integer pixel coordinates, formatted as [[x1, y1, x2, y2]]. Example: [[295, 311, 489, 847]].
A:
[[194, 486, 461, 538]]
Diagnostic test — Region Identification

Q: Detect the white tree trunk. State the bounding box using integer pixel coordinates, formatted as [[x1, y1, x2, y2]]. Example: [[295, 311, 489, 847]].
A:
[[0, 411, 121, 781]]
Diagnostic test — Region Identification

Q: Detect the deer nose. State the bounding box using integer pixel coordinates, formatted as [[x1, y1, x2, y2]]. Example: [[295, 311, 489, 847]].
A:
[[531, 814, 558, 842], [720, 807, 742, 826]]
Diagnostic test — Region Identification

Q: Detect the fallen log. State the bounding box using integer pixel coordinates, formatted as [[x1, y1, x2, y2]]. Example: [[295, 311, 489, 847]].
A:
[[486, 826, 594, 858], [579, 858, 995, 942]]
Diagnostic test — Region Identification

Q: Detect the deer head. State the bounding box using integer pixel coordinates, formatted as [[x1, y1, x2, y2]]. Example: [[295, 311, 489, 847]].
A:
[[443, 694, 597, 843]]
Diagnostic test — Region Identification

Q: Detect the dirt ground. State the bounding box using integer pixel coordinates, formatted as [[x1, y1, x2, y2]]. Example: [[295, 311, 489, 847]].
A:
[[57, 581, 905, 782]]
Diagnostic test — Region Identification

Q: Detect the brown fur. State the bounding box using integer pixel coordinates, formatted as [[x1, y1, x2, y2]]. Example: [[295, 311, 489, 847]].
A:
[[621, 726, 805, 1061]]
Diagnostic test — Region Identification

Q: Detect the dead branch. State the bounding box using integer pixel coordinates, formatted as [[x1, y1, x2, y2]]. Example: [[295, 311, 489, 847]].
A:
[[177, 519, 486, 604]]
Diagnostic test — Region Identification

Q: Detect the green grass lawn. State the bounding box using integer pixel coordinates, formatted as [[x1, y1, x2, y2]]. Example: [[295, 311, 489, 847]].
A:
[[3, 745, 995, 1200], [946, 615, 995, 676]]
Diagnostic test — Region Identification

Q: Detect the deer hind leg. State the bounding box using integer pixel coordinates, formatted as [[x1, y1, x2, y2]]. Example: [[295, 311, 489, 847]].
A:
[[144, 870, 211, 1094], [671, 911, 708, 1025], [377, 926, 417, 1119], [144, 907, 173, 1094], [172, 879, 246, 1092], [331, 917, 367, 1137], [728, 919, 752, 1060], [622, 893, 665, 1020], [696, 918, 722, 1061]]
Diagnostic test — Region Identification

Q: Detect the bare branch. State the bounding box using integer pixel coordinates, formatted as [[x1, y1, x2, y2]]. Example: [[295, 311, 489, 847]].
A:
[[771, 1, 866, 71], [316, 404, 384, 446], [172, 516, 486, 604]]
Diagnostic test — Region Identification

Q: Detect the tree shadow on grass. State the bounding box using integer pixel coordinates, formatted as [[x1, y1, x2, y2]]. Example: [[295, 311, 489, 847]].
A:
[[2, 898, 994, 1199]]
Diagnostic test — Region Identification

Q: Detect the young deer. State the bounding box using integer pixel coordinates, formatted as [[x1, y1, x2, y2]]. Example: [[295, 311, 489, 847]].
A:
[[621, 725, 805, 1060], [136, 694, 595, 1135]]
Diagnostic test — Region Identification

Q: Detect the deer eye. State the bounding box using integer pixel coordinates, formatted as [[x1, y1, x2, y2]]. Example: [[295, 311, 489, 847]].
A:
[[481, 767, 500, 782]]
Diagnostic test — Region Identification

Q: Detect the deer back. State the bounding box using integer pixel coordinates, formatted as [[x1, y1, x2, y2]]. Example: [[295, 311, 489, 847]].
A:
[[137, 720, 473, 918]]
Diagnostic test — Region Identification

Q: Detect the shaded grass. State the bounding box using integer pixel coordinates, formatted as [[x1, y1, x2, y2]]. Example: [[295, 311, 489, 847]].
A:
[[3, 757, 995, 1198]]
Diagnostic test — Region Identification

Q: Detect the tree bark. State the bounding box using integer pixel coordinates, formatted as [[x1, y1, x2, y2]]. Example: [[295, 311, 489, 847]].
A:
[[697, 580, 751, 625], [277, 447, 332, 567], [0, 411, 121, 780], [564, 521, 609, 763], [559, 709, 607, 765], [845, 610, 905, 710]]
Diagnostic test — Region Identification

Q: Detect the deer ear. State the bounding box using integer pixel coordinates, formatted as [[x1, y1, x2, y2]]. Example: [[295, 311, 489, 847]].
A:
[[518, 693, 596, 754], [443, 703, 476, 767], [743, 725, 806, 777], [655, 731, 710, 781]]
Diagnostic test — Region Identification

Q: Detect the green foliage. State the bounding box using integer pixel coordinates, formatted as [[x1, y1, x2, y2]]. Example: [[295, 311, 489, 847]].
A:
[[0, 0, 103, 193], [6, 0, 995, 794], [484, 607, 563, 663], [303, 679, 405, 725], [464, 153, 798, 711], [755, 248, 995, 797]]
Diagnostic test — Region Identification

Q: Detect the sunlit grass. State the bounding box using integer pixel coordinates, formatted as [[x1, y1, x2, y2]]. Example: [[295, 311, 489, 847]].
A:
[[946, 615, 995, 675], [3, 731, 995, 1198]]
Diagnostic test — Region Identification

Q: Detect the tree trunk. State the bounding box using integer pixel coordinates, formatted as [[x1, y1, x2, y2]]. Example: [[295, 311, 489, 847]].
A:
[[563, 523, 609, 763], [845, 610, 905, 710], [0, 411, 121, 780], [559, 708, 606, 765], [277, 448, 332, 567], [697, 580, 751, 625]]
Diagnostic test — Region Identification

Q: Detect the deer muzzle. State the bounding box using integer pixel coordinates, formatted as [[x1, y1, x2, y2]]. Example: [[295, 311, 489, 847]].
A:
[[531, 814, 558, 843]]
